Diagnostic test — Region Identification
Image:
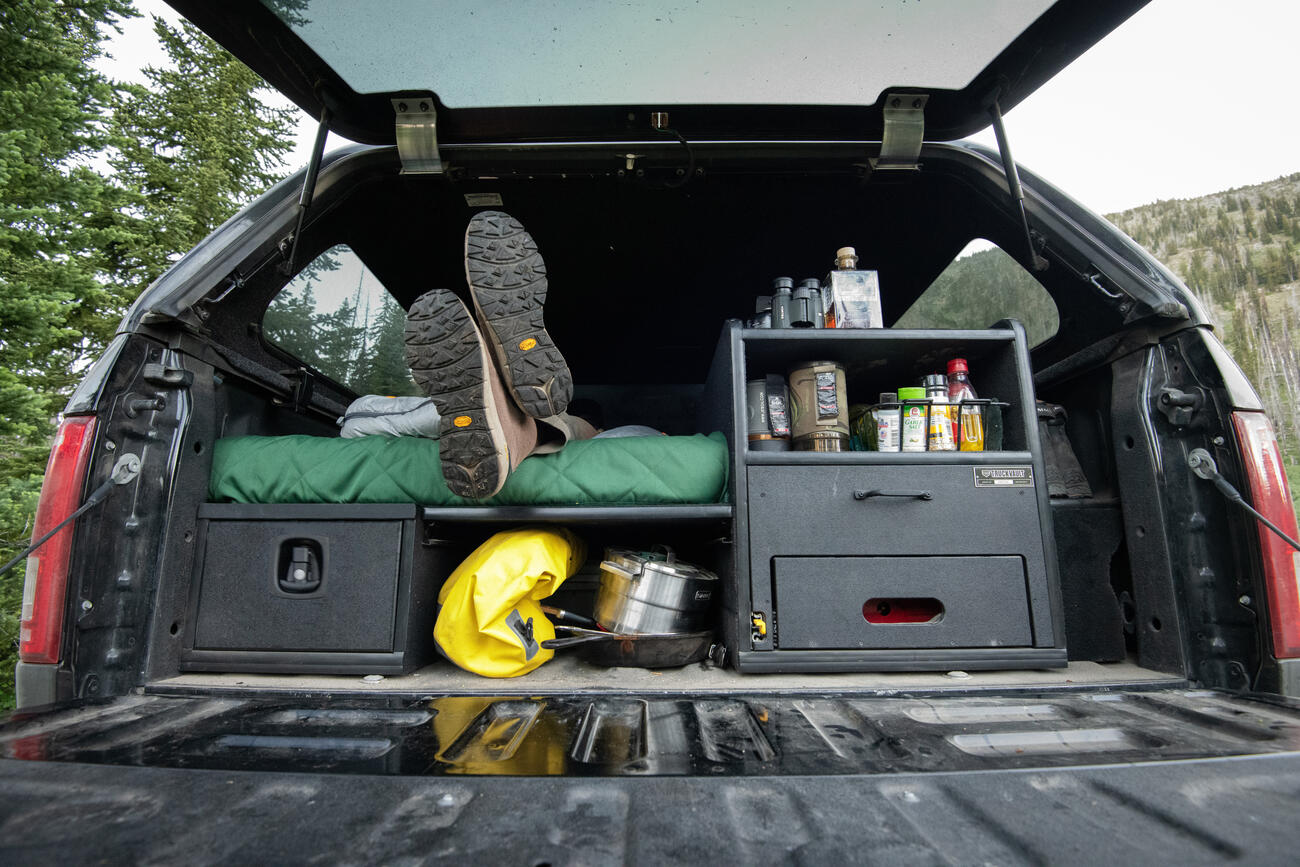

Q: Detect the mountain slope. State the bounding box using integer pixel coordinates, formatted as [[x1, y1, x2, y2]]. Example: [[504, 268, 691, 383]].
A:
[[1106, 174, 1300, 507]]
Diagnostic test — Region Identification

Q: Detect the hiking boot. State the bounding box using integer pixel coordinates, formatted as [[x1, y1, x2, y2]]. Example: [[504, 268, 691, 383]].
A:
[[464, 210, 573, 418], [404, 289, 538, 499]]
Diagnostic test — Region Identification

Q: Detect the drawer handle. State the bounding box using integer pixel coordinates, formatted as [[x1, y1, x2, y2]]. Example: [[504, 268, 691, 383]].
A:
[[853, 489, 933, 501]]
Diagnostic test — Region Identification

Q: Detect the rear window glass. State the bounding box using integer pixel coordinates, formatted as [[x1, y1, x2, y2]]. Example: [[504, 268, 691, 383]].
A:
[[262, 0, 1054, 107], [263, 245, 420, 396], [894, 240, 1059, 347]]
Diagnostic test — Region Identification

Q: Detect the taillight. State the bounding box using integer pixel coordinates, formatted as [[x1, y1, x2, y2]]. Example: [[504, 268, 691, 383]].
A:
[[19, 415, 97, 664], [1232, 411, 1300, 658]]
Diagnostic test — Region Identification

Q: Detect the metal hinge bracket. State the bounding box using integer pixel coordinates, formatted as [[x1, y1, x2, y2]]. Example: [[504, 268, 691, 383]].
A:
[[870, 93, 927, 172], [392, 97, 443, 174]]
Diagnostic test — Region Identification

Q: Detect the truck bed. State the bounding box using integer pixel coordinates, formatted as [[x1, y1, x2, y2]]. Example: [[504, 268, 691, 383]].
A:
[[2, 684, 1299, 864]]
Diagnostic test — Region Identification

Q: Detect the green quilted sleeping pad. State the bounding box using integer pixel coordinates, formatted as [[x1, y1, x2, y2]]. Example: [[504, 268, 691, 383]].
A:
[[209, 432, 729, 506]]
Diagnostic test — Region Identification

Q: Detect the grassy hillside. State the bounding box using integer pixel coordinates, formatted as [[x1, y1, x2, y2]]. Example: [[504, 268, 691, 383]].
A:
[[1106, 175, 1300, 511]]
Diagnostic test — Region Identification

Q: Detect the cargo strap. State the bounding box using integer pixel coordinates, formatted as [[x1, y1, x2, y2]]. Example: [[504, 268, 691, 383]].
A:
[[0, 454, 141, 580]]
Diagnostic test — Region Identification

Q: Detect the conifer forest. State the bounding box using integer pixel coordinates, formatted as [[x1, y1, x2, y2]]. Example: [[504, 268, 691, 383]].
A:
[[1107, 176, 1300, 504]]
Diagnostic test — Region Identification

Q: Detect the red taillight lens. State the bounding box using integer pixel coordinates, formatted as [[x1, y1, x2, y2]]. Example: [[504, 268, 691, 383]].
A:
[[18, 415, 97, 664], [1232, 411, 1300, 658]]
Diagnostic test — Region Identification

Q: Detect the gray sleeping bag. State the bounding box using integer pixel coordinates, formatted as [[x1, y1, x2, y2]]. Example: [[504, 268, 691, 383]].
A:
[[337, 395, 441, 438]]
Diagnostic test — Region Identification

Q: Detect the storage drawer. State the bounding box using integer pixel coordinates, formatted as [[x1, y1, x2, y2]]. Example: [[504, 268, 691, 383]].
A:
[[745, 463, 1059, 655], [772, 556, 1032, 649], [747, 464, 1044, 557], [182, 504, 445, 674]]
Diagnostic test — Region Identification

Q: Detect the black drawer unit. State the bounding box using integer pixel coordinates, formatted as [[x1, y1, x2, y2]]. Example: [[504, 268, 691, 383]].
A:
[[771, 556, 1033, 649], [180, 504, 444, 674], [699, 320, 1066, 672]]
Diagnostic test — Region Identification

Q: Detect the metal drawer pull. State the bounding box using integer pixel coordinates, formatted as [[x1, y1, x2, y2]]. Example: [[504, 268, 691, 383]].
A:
[[853, 489, 933, 500]]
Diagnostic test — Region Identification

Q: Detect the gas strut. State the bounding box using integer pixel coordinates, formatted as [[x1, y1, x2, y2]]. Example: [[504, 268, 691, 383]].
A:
[[988, 96, 1049, 272], [280, 105, 332, 276], [1187, 448, 1300, 551]]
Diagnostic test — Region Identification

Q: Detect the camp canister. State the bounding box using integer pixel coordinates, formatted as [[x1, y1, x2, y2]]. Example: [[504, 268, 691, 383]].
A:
[[787, 360, 849, 451], [595, 547, 719, 634], [746, 378, 790, 451]]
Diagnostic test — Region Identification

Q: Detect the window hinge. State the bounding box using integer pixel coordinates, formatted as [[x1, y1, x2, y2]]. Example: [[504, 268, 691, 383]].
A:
[[393, 97, 443, 174], [870, 92, 927, 172]]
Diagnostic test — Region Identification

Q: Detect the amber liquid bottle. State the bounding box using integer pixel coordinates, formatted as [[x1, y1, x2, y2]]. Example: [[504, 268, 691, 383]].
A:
[[947, 358, 985, 451]]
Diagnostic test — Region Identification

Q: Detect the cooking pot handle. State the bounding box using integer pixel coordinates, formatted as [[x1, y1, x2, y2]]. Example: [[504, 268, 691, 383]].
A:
[[599, 560, 640, 580], [653, 544, 676, 566], [542, 633, 614, 650]]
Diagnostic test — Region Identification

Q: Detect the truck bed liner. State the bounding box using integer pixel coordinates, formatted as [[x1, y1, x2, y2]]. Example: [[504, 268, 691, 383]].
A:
[[4, 756, 1295, 864], [2, 687, 1300, 864]]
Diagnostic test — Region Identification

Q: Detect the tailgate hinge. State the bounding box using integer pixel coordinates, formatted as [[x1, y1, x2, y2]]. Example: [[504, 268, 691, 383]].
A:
[[870, 93, 927, 172], [393, 97, 443, 174]]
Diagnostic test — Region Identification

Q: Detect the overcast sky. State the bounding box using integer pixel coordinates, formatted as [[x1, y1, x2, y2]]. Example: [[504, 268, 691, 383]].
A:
[[104, 0, 1300, 216]]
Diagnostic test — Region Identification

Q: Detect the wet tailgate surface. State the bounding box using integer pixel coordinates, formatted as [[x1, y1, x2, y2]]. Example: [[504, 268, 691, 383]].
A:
[[2, 688, 1299, 777]]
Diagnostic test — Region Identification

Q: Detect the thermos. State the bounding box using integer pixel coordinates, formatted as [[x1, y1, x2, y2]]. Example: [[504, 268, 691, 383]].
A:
[[746, 378, 791, 451], [787, 361, 849, 451]]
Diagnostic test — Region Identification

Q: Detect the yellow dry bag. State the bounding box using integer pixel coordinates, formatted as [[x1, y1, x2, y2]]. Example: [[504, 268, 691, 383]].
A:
[[434, 527, 585, 677]]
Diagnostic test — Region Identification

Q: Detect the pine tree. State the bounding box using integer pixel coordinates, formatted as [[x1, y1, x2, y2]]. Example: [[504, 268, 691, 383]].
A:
[[0, 6, 298, 708], [108, 16, 297, 293], [357, 298, 420, 397], [0, 0, 135, 708]]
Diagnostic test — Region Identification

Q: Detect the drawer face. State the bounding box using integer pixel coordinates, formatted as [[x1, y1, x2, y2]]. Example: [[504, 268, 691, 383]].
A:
[[773, 556, 1032, 649], [193, 520, 404, 652], [747, 464, 1043, 558]]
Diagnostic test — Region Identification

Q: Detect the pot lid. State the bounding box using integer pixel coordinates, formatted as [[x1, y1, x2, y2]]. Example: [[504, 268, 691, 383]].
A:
[[604, 548, 718, 583], [167, 0, 1147, 146]]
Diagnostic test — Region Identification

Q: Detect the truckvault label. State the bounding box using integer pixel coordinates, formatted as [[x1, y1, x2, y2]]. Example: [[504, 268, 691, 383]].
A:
[[973, 465, 1034, 488]]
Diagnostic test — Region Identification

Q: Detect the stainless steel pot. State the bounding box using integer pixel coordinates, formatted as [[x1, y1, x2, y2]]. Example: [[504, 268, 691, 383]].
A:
[[594, 546, 719, 634]]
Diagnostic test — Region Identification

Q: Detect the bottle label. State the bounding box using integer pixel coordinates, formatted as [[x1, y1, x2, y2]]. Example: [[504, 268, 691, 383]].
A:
[[767, 392, 790, 437], [876, 408, 901, 450], [901, 405, 927, 451], [928, 404, 957, 451], [958, 404, 985, 451], [815, 371, 839, 419]]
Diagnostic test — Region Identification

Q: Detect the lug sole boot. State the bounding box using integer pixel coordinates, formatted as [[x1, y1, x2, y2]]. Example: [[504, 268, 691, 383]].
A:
[[404, 289, 537, 499], [464, 210, 573, 418]]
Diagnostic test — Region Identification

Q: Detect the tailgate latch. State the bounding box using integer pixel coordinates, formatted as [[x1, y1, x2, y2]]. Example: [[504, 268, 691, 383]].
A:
[[1157, 386, 1205, 428], [870, 93, 927, 172], [392, 97, 443, 174]]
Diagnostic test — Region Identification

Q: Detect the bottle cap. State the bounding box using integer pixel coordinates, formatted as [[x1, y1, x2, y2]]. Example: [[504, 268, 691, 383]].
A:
[[947, 357, 969, 375], [877, 392, 898, 404], [772, 276, 794, 292], [924, 374, 946, 389], [898, 387, 926, 400], [835, 247, 858, 269]]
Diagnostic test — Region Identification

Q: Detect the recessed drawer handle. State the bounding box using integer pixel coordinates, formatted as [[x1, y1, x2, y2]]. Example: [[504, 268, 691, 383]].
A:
[[853, 489, 933, 501]]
